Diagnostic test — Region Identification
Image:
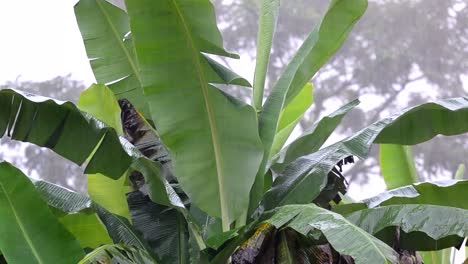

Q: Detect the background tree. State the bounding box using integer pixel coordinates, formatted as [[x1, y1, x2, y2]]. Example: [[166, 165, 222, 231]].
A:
[[214, 0, 468, 192]]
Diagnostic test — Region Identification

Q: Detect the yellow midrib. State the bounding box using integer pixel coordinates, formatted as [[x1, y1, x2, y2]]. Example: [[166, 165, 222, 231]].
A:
[[170, 0, 230, 229], [0, 181, 44, 264]]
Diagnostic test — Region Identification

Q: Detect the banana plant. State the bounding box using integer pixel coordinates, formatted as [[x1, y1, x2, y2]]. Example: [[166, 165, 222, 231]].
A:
[[1, 0, 468, 263], [380, 146, 467, 264]]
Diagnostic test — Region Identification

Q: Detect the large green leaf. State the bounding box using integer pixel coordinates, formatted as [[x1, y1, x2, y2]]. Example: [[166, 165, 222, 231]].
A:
[[75, 0, 250, 117], [78, 244, 156, 264], [252, 0, 367, 211], [127, 191, 189, 264], [252, 0, 280, 110], [264, 204, 399, 264], [271, 99, 359, 171], [334, 180, 468, 215], [346, 204, 468, 251], [269, 83, 314, 158], [262, 98, 468, 211], [0, 162, 84, 264], [74, 0, 147, 115], [380, 144, 419, 190], [0, 88, 131, 179], [375, 98, 468, 144], [126, 0, 264, 228]]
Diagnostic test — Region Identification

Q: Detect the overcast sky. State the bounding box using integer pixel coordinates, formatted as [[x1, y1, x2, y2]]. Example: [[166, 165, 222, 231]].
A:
[[0, 0, 95, 85]]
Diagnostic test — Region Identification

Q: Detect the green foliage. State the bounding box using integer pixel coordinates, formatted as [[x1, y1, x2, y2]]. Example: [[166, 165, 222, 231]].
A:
[[125, 0, 264, 230], [380, 144, 419, 189], [1, 0, 468, 263], [0, 163, 84, 264], [264, 204, 399, 264], [0, 88, 131, 179]]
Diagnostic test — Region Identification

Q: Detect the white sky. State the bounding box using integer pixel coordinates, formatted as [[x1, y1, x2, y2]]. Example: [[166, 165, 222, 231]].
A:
[[0, 0, 95, 85]]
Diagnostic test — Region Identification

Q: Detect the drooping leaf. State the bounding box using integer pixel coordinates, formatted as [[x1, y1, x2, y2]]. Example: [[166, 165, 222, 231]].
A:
[[271, 99, 359, 171], [0, 162, 84, 264], [251, 0, 367, 212], [127, 191, 189, 263], [35, 180, 156, 259], [333, 180, 468, 215], [264, 204, 399, 264], [270, 83, 314, 158], [252, 0, 280, 110], [375, 97, 468, 144], [126, 0, 264, 227], [380, 144, 419, 190], [78, 244, 156, 264], [35, 181, 113, 249], [0, 88, 132, 179], [34, 180, 91, 213], [346, 204, 468, 251], [262, 97, 468, 212]]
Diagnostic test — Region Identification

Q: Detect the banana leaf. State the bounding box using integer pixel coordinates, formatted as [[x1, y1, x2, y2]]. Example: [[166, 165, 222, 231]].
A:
[[251, 0, 367, 213], [263, 204, 399, 264], [252, 0, 280, 110], [271, 99, 359, 171], [346, 204, 468, 251], [74, 0, 250, 118], [50, 207, 112, 249], [78, 244, 156, 264], [78, 84, 133, 220], [333, 180, 468, 215], [380, 144, 419, 189], [36, 180, 112, 248], [74, 0, 147, 115], [125, 0, 264, 227], [35, 180, 157, 261], [269, 83, 314, 159], [0, 88, 131, 179], [262, 97, 468, 212], [0, 163, 84, 264], [127, 191, 189, 263]]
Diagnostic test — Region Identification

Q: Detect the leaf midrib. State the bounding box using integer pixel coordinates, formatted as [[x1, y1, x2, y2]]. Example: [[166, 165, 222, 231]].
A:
[[170, 0, 229, 226], [96, 0, 142, 84], [0, 181, 44, 264]]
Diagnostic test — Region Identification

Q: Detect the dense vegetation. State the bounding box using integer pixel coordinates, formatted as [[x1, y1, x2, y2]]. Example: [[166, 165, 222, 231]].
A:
[[0, 0, 467, 263]]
